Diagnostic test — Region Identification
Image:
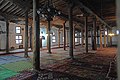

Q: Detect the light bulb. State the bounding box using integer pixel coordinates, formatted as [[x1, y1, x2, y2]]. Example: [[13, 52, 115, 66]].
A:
[[42, 14, 45, 17], [58, 11, 61, 14], [37, 10, 40, 14], [47, 8, 50, 12]]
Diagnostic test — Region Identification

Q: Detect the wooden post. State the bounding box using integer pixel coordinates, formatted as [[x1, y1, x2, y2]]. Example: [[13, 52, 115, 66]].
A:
[[24, 10, 29, 57], [33, 0, 40, 71], [29, 26, 32, 49], [58, 28, 60, 47], [109, 29, 112, 46], [68, 4, 74, 59], [6, 19, 9, 53], [47, 20, 51, 53], [100, 25, 103, 48], [46, 25, 48, 49], [91, 27, 94, 49], [32, 23, 34, 51], [85, 15, 88, 53], [104, 27, 107, 47], [97, 27, 99, 46], [117, 0, 120, 79], [66, 30, 68, 47], [81, 28, 84, 47], [93, 17, 97, 50], [107, 28, 109, 47], [73, 26, 75, 49], [63, 22, 66, 50], [78, 32, 80, 45]]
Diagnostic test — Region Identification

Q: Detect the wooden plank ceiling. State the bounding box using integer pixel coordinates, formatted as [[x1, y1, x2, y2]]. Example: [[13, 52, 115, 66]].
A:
[[0, 0, 116, 30]]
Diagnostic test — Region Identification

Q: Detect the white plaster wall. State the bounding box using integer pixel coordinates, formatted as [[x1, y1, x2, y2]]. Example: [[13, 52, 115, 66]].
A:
[[9, 23, 16, 49], [40, 26, 47, 47], [0, 20, 118, 50], [0, 21, 26, 50], [0, 21, 6, 50], [51, 27, 60, 46], [112, 27, 118, 45], [16, 24, 25, 48]]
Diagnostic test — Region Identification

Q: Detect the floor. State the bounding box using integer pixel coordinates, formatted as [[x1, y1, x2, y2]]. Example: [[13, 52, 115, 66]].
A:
[[0, 45, 117, 80]]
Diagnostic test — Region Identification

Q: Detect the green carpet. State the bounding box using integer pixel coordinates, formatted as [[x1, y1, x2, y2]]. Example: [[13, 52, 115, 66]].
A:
[[0, 66, 18, 80], [1, 61, 33, 72]]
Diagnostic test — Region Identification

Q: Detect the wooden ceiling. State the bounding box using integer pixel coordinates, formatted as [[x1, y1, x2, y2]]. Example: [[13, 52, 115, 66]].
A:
[[0, 0, 116, 30]]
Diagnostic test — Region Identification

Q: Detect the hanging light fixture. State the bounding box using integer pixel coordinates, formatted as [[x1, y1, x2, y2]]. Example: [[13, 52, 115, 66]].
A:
[[108, 33, 115, 36], [37, 0, 61, 21]]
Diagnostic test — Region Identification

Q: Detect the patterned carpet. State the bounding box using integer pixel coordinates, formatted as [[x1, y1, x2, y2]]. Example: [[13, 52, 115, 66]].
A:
[[0, 66, 18, 80], [0, 55, 32, 80], [0, 47, 117, 80]]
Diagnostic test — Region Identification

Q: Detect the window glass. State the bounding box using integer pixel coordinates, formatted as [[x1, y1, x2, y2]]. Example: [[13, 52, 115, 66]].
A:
[[52, 36, 56, 42], [52, 40, 56, 42], [63, 37, 64, 42], [75, 34, 77, 36], [16, 26, 21, 33], [105, 31, 107, 35], [116, 30, 119, 35], [52, 36, 55, 39], [16, 36, 18, 39], [75, 38, 78, 42], [16, 35, 22, 44]]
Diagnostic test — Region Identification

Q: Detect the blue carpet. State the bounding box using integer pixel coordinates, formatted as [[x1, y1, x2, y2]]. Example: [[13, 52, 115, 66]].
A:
[[0, 55, 29, 65]]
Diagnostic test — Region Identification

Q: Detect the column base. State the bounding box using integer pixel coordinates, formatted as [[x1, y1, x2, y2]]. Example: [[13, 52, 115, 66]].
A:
[[47, 52, 52, 54], [24, 54, 29, 58]]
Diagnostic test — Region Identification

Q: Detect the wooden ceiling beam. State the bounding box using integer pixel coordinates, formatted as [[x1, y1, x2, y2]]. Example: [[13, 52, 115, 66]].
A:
[[59, 13, 84, 26], [16, 10, 24, 16], [0, 11, 19, 20], [6, 0, 27, 10], [6, 4, 16, 12], [8, 6, 19, 14], [0, 1, 10, 10], [73, 0, 111, 29], [13, 8, 22, 14], [0, 0, 4, 5], [2, 2, 13, 12], [6, 0, 32, 12]]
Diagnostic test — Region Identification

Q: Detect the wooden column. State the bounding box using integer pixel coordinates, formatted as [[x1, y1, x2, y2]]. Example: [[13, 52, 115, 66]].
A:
[[91, 27, 94, 49], [109, 29, 112, 46], [81, 28, 84, 47], [6, 19, 9, 53], [93, 17, 97, 50], [73, 26, 75, 49], [58, 28, 60, 47], [29, 26, 32, 49], [24, 11, 29, 57], [100, 25, 103, 48], [32, 23, 34, 51], [68, 4, 74, 59], [66, 30, 68, 47], [33, 0, 40, 71], [97, 27, 99, 46], [46, 25, 48, 49], [117, 0, 120, 79], [104, 27, 107, 47], [107, 28, 109, 47], [63, 22, 66, 50], [85, 15, 88, 53], [47, 20, 51, 53], [78, 32, 80, 45]]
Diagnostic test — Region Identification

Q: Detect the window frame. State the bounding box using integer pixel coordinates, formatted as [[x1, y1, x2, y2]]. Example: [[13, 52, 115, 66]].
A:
[[75, 38, 78, 42], [15, 35, 23, 44], [15, 26, 21, 34], [52, 36, 56, 43]]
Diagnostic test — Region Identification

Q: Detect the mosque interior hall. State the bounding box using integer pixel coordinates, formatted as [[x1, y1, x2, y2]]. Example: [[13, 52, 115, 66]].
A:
[[0, 0, 119, 80]]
